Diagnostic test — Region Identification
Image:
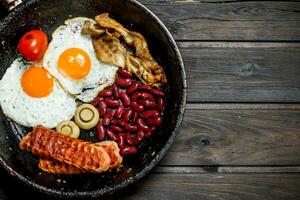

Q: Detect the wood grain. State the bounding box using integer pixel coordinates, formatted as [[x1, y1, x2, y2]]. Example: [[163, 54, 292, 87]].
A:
[[138, 1, 300, 41], [187, 103, 300, 110], [160, 108, 300, 165], [143, 0, 300, 3], [120, 173, 300, 200], [153, 166, 300, 173], [1, 1, 300, 41], [1, 167, 300, 200], [180, 42, 300, 102]]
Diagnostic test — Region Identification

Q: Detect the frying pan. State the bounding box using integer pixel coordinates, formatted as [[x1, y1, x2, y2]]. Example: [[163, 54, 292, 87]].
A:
[[0, 0, 186, 198]]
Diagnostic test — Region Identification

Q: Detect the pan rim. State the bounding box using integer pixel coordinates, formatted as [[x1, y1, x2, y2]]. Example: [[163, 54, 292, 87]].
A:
[[0, 0, 187, 197]]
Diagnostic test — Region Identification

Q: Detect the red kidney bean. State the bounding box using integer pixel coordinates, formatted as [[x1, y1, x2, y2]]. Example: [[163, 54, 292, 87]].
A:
[[140, 110, 160, 120], [120, 146, 137, 156], [140, 92, 155, 101], [115, 77, 132, 88], [131, 101, 144, 112], [145, 127, 156, 138], [113, 84, 120, 98], [150, 126, 156, 133], [98, 101, 107, 117], [110, 125, 123, 133], [122, 109, 133, 122], [117, 68, 132, 78], [102, 109, 115, 126], [136, 118, 150, 132], [139, 99, 156, 109], [106, 129, 117, 141], [157, 98, 164, 112], [119, 92, 131, 107], [138, 85, 152, 91], [124, 123, 138, 132], [146, 116, 162, 126], [144, 131, 151, 138], [115, 105, 125, 119], [99, 88, 113, 97], [96, 123, 105, 141], [150, 88, 165, 97], [131, 92, 140, 101], [117, 133, 125, 149], [105, 98, 120, 108], [90, 96, 102, 106], [125, 133, 135, 145], [102, 117, 110, 127], [111, 119, 126, 127], [134, 129, 145, 145], [132, 112, 138, 123], [126, 82, 139, 94], [132, 92, 155, 101]]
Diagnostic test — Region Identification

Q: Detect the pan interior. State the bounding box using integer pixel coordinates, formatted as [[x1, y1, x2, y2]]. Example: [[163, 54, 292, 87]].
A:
[[0, 0, 185, 196]]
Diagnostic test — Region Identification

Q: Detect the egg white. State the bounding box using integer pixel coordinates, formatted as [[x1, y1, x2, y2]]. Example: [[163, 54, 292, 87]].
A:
[[43, 17, 117, 101], [0, 59, 76, 129]]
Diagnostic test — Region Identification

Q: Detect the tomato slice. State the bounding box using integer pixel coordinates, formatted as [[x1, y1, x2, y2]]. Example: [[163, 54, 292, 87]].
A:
[[17, 30, 48, 61]]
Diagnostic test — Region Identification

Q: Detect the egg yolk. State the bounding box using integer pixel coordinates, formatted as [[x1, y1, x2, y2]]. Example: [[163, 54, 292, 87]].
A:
[[57, 48, 91, 80], [21, 66, 54, 98]]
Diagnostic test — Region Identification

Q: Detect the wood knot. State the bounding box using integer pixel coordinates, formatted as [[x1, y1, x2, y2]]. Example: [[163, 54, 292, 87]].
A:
[[201, 139, 210, 146], [239, 63, 259, 77], [188, 135, 211, 149]]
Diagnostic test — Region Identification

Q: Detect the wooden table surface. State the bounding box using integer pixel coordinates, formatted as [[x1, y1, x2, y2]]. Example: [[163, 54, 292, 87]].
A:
[[1, 0, 300, 199]]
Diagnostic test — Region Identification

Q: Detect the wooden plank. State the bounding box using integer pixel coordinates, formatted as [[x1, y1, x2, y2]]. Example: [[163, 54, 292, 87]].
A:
[[218, 166, 300, 173], [141, 0, 260, 3], [187, 103, 300, 110], [160, 108, 300, 165], [1, 167, 300, 200], [148, 0, 300, 3], [180, 42, 300, 102], [121, 173, 300, 200], [154, 166, 300, 173], [1, 1, 300, 41], [138, 1, 300, 41]]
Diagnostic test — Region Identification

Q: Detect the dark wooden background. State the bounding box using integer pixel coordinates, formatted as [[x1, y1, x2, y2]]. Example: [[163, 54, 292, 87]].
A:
[[1, 0, 300, 199]]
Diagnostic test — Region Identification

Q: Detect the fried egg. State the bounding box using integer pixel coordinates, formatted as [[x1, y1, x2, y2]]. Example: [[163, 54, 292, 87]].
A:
[[0, 59, 76, 128], [43, 17, 117, 101]]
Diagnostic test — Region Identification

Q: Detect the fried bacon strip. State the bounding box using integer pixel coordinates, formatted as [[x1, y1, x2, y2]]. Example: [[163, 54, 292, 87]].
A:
[[19, 126, 111, 173], [82, 13, 167, 87], [92, 34, 127, 68], [38, 141, 122, 174], [81, 20, 106, 36]]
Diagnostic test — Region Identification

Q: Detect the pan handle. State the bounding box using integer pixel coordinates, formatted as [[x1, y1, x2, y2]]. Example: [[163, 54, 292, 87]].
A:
[[1, 0, 22, 11]]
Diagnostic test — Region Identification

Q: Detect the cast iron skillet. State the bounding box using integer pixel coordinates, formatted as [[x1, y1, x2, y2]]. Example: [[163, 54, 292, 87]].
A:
[[0, 0, 186, 198]]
